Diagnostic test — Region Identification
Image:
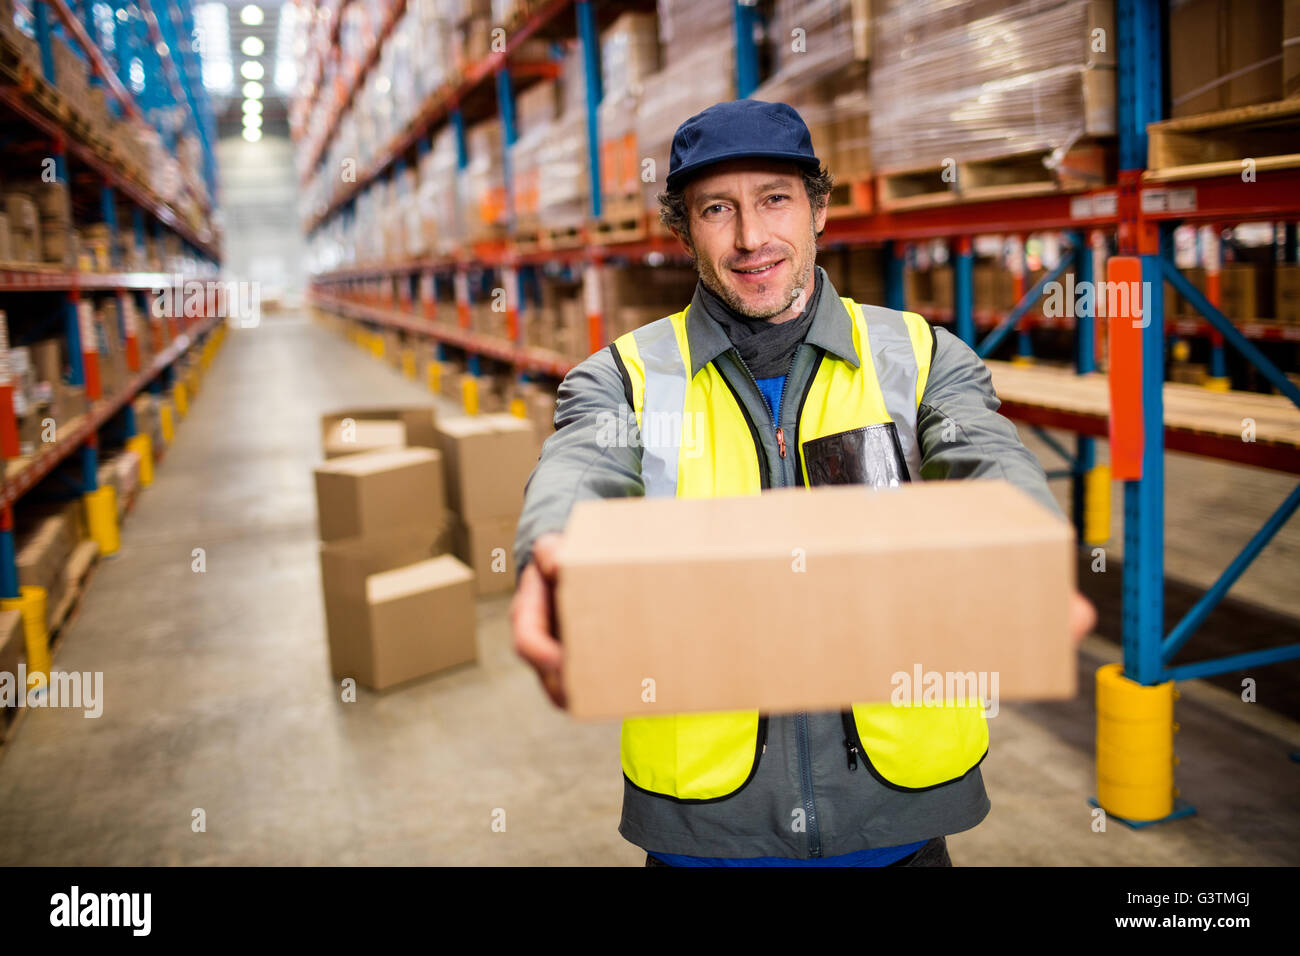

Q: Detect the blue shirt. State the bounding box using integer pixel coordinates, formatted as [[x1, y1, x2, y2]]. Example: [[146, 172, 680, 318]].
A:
[[654, 373, 927, 867]]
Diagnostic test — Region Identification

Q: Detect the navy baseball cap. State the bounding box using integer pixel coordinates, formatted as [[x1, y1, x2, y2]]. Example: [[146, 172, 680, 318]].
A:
[[666, 99, 822, 191]]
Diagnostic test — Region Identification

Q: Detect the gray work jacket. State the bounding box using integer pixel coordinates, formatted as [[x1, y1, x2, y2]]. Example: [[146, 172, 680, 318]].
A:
[[513, 265, 1063, 859]]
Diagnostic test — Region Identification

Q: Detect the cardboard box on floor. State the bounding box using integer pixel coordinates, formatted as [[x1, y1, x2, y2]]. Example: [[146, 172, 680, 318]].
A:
[[314, 447, 446, 543], [320, 405, 439, 459], [452, 513, 519, 596], [319, 530, 475, 690], [435, 414, 537, 521], [557, 480, 1076, 720], [322, 419, 406, 459]]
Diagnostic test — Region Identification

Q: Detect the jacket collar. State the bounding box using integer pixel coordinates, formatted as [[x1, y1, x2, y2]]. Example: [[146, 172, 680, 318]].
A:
[[684, 264, 861, 379]]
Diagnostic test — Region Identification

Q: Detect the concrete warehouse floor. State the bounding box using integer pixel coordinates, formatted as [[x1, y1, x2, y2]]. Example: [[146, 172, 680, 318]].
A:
[[0, 312, 1295, 865]]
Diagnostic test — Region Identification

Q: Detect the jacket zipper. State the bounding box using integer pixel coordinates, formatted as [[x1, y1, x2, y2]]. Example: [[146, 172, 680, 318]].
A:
[[733, 343, 822, 856]]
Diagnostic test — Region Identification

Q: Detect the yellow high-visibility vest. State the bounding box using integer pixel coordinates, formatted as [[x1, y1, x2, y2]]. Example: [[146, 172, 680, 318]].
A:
[[609, 296, 989, 801]]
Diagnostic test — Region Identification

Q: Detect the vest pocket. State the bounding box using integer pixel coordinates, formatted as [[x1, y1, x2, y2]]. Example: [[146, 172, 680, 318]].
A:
[[842, 703, 988, 792], [802, 423, 910, 489], [621, 712, 767, 802]]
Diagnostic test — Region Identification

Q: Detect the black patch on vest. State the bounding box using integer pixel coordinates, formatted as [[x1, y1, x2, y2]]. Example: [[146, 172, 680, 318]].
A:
[[802, 422, 910, 489], [608, 344, 635, 409]]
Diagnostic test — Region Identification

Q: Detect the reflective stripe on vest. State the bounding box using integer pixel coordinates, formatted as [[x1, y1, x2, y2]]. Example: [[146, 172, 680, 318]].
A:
[[635, 313, 689, 498], [612, 297, 987, 801]]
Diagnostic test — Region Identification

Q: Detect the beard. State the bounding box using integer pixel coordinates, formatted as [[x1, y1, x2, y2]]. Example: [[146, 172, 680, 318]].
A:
[[690, 220, 819, 321]]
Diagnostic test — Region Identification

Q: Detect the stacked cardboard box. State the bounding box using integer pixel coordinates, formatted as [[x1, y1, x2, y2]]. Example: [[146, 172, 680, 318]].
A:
[[1178, 265, 1260, 319], [132, 394, 167, 456], [3, 192, 41, 263], [755, 0, 872, 182], [436, 414, 536, 596], [600, 265, 697, 342], [870, 0, 1115, 173], [1277, 264, 1300, 325], [511, 80, 562, 233], [817, 246, 887, 305], [1287, 0, 1300, 98], [320, 405, 439, 460], [508, 380, 558, 458], [0, 609, 24, 740], [1169, 0, 1289, 117], [8, 344, 51, 456], [465, 120, 506, 242], [16, 500, 85, 633], [95, 300, 131, 397], [597, 12, 660, 214], [98, 449, 141, 520], [315, 443, 475, 691], [531, 44, 593, 232], [636, 2, 737, 214]]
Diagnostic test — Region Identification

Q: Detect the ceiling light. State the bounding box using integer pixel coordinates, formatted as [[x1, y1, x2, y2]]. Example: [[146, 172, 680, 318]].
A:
[[240, 61, 264, 80], [240, 5, 263, 26], [241, 36, 264, 57], [242, 98, 262, 114], [242, 126, 262, 142], [243, 113, 262, 129], [242, 80, 264, 99]]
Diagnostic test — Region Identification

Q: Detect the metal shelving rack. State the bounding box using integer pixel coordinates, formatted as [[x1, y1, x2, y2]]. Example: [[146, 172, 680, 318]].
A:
[[302, 0, 1300, 817], [0, 0, 224, 606]]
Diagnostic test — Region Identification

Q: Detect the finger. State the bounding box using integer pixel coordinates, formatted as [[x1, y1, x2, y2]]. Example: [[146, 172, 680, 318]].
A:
[[1070, 593, 1097, 644], [541, 669, 568, 710], [532, 533, 562, 580], [512, 565, 563, 671]]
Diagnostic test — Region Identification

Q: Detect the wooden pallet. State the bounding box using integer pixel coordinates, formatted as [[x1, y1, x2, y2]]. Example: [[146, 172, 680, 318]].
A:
[[987, 361, 1300, 450], [513, 228, 543, 254], [826, 176, 873, 219], [1146, 99, 1300, 183], [0, 28, 29, 80], [22, 70, 71, 124], [879, 141, 1114, 211], [590, 210, 646, 246], [540, 224, 585, 251]]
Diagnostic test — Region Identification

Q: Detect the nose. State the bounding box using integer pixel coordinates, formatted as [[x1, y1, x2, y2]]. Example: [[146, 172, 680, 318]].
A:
[[733, 205, 769, 253]]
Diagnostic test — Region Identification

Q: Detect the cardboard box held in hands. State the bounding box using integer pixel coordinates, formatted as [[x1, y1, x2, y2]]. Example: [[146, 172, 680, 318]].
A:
[[557, 480, 1076, 720]]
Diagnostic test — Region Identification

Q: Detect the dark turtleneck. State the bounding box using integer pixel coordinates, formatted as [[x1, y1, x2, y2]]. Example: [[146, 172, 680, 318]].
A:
[[696, 265, 823, 379]]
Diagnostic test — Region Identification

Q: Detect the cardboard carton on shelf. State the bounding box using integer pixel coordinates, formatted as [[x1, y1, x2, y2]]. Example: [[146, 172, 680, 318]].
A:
[[313, 447, 446, 544], [1276, 263, 1300, 326], [1169, 0, 1286, 117], [318, 530, 476, 691], [434, 414, 537, 522], [0, 609, 24, 738], [1219, 263, 1259, 320], [16, 509, 77, 631], [557, 480, 1076, 720]]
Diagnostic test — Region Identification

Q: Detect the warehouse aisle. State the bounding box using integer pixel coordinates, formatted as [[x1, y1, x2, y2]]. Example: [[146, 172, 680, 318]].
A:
[[0, 313, 634, 866], [0, 312, 1295, 865]]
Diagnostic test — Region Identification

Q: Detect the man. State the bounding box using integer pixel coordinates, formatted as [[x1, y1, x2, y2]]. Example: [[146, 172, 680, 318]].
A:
[[512, 100, 1096, 866]]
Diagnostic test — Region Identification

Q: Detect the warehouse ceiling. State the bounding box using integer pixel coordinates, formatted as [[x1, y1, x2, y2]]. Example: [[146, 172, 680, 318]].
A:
[[195, 0, 296, 139]]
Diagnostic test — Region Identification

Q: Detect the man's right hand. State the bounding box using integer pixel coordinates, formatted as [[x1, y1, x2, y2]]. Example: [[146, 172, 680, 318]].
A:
[[510, 532, 566, 709]]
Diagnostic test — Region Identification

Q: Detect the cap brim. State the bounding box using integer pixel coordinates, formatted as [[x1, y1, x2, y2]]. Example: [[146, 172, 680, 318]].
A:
[[665, 151, 822, 190]]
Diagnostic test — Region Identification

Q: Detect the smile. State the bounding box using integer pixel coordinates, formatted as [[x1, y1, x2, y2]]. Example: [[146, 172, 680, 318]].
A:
[[731, 260, 783, 276]]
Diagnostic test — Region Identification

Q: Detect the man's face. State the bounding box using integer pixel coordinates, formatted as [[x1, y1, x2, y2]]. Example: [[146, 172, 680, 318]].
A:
[[677, 160, 827, 323]]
